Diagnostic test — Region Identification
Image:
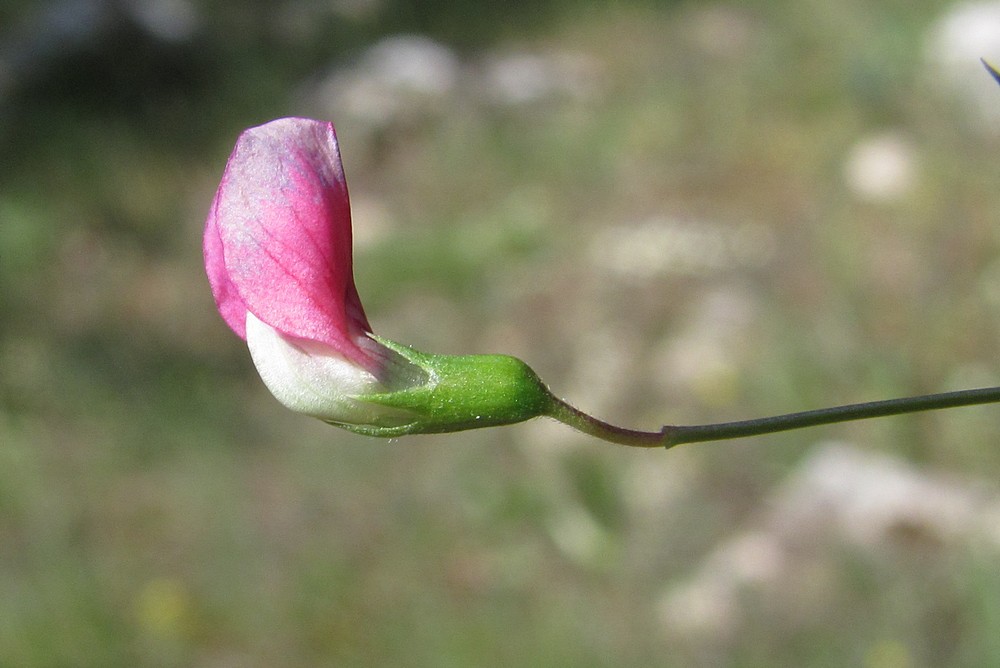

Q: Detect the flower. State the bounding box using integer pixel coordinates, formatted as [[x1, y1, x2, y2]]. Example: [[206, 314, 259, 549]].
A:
[[204, 117, 551, 436]]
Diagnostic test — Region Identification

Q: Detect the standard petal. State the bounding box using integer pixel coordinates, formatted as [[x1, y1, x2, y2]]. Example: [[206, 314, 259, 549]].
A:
[[207, 117, 371, 362], [204, 190, 248, 338]]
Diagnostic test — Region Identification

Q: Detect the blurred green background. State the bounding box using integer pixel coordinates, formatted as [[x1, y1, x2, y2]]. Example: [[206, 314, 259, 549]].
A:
[[4, 0, 1000, 665]]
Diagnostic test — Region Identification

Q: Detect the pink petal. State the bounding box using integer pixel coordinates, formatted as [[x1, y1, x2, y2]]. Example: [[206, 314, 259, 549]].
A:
[[204, 118, 372, 363]]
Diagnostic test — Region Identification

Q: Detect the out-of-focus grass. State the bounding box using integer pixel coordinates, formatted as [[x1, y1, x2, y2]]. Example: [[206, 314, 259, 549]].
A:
[[3, 0, 1000, 665]]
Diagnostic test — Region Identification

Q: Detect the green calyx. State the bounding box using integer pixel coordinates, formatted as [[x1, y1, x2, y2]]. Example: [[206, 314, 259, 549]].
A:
[[329, 337, 555, 438]]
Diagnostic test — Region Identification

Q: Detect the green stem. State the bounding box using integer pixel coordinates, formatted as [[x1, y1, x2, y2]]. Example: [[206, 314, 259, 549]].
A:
[[547, 386, 1000, 449]]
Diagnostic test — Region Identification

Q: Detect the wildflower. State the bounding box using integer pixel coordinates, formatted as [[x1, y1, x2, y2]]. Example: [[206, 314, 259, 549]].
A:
[[204, 117, 550, 436]]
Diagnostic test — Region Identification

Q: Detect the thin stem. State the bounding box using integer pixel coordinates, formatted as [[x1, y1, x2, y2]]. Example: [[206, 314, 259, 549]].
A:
[[547, 386, 1000, 449], [547, 396, 665, 447]]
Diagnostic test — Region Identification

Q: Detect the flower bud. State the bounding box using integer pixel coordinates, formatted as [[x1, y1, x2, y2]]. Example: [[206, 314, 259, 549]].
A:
[[204, 118, 552, 436]]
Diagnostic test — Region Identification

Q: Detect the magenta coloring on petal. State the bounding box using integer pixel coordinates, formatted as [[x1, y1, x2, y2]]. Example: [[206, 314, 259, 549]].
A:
[[204, 118, 373, 366]]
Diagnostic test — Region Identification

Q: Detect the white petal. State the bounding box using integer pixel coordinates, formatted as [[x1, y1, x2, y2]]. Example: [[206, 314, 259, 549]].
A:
[[245, 312, 412, 426]]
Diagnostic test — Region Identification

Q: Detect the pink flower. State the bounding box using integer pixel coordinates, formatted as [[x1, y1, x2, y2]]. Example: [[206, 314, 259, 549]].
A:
[[204, 117, 550, 437], [204, 117, 422, 426], [205, 118, 367, 362]]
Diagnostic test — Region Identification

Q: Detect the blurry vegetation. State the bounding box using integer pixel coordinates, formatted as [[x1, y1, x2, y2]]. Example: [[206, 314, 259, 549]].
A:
[[3, 0, 1000, 666]]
